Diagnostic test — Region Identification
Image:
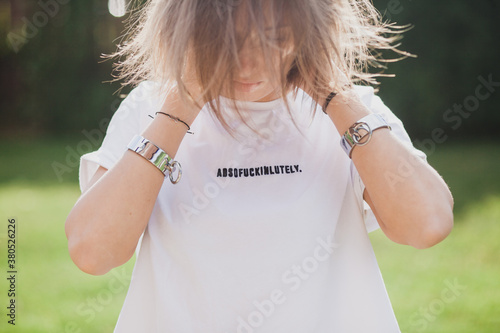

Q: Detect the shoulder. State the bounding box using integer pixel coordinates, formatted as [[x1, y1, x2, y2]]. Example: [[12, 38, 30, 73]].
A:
[[121, 81, 163, 112], [352, 85, 385, 111], [352, 85, 428, 161], [107, 81, 162, 129], [352, 85, 403, 130]]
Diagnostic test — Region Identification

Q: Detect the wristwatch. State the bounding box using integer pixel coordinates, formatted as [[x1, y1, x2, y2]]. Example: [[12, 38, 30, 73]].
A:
[[340, 113, 391, 158], [127, 134, 182, 184]]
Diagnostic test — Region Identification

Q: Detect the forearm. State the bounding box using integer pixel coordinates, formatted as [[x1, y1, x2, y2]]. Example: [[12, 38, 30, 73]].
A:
[[65, 101, 196, 275], [325, 93, 454, 248]]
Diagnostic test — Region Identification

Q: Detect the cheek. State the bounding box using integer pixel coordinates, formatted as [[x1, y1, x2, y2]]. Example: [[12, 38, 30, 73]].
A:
[[284, 53, 296, 72], [266, 48, 292, 69], [266, 52, 296, 85]]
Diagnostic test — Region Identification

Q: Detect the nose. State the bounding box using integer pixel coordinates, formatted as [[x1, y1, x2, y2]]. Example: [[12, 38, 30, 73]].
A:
[[237, 39, 262, 79], [238, 55, 255, 79]]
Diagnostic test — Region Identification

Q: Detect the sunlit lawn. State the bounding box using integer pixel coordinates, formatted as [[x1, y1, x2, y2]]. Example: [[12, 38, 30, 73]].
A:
[[0, 137, 499, 332], [370, 141, 500, 332]]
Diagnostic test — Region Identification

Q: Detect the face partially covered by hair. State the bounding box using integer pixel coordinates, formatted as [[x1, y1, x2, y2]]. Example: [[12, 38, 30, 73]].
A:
[[113, 0, 406, 135], [189, 0, 298, 104]]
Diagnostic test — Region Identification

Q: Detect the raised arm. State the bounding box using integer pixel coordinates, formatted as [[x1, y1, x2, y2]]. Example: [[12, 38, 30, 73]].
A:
[[65, 92, 201, 276], [326, 89, 454, 249]]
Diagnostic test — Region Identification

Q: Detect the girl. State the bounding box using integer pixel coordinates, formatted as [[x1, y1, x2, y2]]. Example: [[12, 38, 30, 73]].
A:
[[65, 0, 454, 331]]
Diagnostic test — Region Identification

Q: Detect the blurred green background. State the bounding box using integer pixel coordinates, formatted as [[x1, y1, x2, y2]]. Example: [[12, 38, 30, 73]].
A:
[[0, 1, 499, 332]]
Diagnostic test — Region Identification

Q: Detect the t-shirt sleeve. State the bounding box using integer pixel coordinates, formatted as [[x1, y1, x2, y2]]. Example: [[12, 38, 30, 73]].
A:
[[78, 81, 158, 194], [350, 86, 427, 233]]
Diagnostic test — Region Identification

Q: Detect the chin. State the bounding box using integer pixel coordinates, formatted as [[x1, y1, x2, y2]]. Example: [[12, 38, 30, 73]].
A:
[[239, 89, 281, 103], [221, 82, 281, 102]]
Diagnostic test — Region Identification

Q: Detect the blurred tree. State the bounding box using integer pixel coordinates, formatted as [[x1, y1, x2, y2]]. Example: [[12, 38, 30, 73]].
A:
[[372, 0, 500, 140], [0, 0, 498, 139], [1, 0, 127, 136]]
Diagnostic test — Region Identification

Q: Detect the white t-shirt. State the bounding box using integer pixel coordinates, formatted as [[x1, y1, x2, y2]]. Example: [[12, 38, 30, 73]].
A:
[[79, 82, 425, 332]]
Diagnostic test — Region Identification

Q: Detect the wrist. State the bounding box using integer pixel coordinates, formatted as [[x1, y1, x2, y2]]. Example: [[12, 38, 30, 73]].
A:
[[339, 113, 392, 158], [142, 113, 189, 158], [321, 84, 354, 114], [161, 96, 200, 126], [324, 92, 371, 135], [127, 134, 182, 184]]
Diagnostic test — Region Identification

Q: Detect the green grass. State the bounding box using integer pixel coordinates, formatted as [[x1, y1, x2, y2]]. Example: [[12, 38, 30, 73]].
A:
[[371, 140, 500, 332], [370, 196, 500, 332], [0, 183, 135, 333], [0, 137, 499, 332], [425, 141, 500, 216]]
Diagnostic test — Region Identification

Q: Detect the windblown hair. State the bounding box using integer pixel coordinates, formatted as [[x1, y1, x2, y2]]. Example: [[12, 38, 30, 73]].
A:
[[110, 0, 408, 135]]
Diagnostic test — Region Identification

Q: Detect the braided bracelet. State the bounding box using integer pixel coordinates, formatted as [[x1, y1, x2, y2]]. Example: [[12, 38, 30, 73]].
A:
[[322, 83, 354, 114], [322, 92, 338, 114], [149, 112, 194, 134]]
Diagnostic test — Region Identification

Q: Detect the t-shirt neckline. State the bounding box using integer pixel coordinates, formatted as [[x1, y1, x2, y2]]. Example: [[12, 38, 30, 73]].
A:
[[217, 91, 295, 112]]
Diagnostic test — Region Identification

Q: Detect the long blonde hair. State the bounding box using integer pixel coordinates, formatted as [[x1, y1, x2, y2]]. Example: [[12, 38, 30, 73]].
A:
[[110, 0, 408, 134]]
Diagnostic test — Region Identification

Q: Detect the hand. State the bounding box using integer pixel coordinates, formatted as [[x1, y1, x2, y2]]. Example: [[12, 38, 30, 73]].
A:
[[294, 62, 353, 108], [160, 49, 206, 125], [181, 48, 206, 110]]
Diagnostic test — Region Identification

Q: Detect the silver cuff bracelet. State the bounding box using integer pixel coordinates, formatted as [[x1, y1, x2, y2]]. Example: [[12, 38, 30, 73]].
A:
[[127, 134, 182, 184]]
